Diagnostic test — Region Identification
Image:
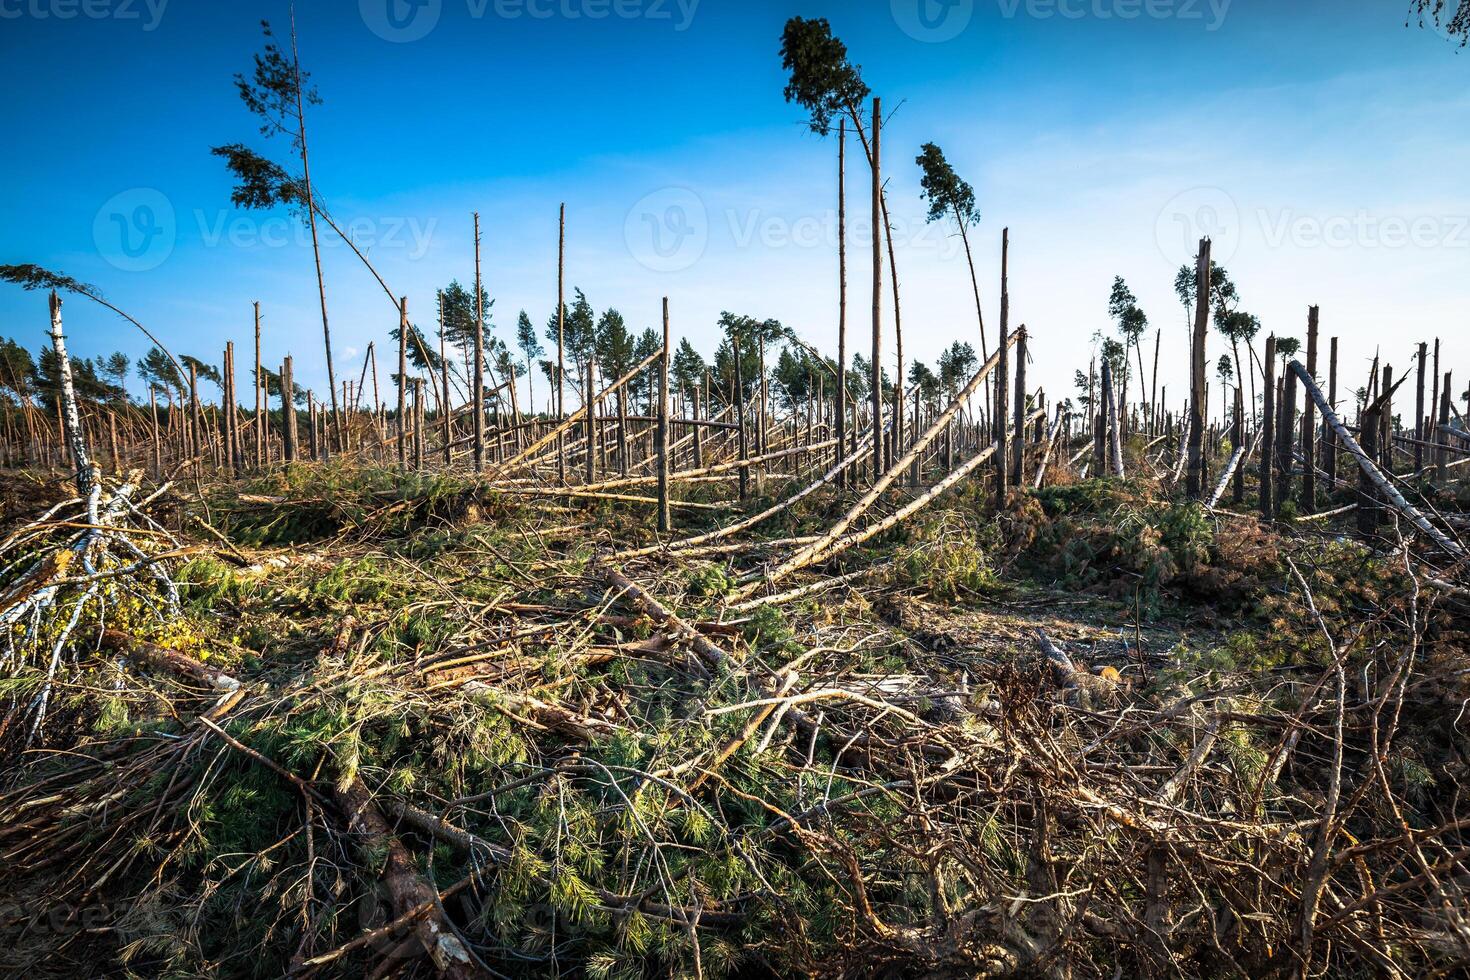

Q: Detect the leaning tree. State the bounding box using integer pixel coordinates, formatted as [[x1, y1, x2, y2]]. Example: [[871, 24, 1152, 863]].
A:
[[781, 16, 908, 478], [216, 14, 342, 446], [916, 143, 988, 361]]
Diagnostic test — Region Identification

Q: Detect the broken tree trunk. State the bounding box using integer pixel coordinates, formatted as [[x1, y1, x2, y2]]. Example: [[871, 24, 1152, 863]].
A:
[[1289, 360, 1465, 558], [1185, 240, 1211, 498], [1032, 408, 1067, 490], [48, 292, 94, 497], [332, 777, 477, 978], [1302, 306, 1319, 512], [657, 298, 672, 533], [1260, 336, 1276, 519], [1208, 425, 1260, 510], [1104, 357, 1125, 478], [753, 328, 1022, 595]]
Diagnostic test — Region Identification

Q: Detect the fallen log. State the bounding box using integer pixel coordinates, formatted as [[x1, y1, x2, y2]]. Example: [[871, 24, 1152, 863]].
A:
[[1207, 427, 1261, 509], [100, 629, 241, 691], [614, 429, 875, 560], [332, 777, 478, 978], [1032, 409, 1068, 489], [1288, 360, 1465, 558], [601, 565, 728, 675], [760, 328, 1022, 593]]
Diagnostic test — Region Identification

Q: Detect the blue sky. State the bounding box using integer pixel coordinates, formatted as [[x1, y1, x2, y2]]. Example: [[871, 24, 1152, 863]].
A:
[[1, 0, 1466, 412]]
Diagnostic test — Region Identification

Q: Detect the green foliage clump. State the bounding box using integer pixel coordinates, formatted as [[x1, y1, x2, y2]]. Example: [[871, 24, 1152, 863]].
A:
[[686, 563, 734, 600], [1014, 480, 1280, 619], [894, 511, 999, 601], [742, 604, 801, 661]]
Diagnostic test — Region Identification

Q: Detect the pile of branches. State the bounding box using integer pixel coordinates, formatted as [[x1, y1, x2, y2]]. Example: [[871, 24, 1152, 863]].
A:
[[1, 303, 1467, 975], [0, 293, 188, 750], [1, 470, 1466, 977]]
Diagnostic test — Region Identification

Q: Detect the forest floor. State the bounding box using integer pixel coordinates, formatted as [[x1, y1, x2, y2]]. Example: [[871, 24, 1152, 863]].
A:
[[1, 454, 1467, 978]]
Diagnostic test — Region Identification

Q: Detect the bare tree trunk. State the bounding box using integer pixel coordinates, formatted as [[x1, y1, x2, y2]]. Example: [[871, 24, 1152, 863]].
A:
[[1185, 240, 1210, 498], [836, 119, 848, 491], [1011, 324, 1027, 486], [1150, 328, 1161, 436], [734, 331, 749, 499], [584, 353, 596, 483], [412, 379, 423, 470], [869, 97, 883, 484], [1232, 386, 1246, 504], [1414, 340, 1427, 474], [1302, 306, 1320, 511], [1437, 379, 1451, 481], [281, 356, 297, 464], [398, 295, 409, 470], [472, 213, 485, 472], [48, 292, 93, 495], [1380, 365, 1394, 473], [1358, 399, 1381, 537], [149, 386, 161, 477], [995, 229, 1010, 504], [657, 297, 671, 533], [253, 301, 264, 468], [1260, 335, 1276, 519], [439, 291, 451, 465], [1326, 337, 1339, 485], [1102, 357, 1124, 478], [557, 203, 567, 484], [887, 201, 903, 476], [1276, 361, 1297, 508], [288, 7, 339, 452]]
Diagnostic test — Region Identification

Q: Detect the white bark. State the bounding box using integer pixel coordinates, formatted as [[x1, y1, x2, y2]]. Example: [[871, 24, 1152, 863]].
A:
[[49, 291, 94, 498]]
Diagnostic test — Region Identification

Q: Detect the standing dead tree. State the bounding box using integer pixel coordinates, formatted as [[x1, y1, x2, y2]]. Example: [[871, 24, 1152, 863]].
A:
[[1185, 240, 1211, 497]]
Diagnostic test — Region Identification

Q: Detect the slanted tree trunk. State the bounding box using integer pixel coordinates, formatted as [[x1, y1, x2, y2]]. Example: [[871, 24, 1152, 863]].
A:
[[288, 9, 339, 452], [1291, 360, 1464, 557]]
